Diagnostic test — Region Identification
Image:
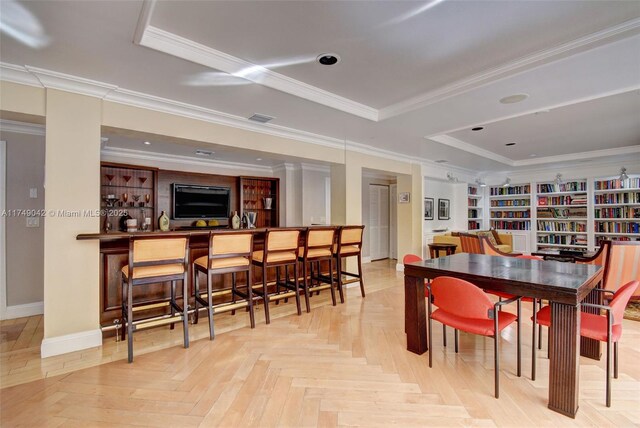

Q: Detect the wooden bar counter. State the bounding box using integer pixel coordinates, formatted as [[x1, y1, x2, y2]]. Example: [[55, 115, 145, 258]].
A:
[[77, 227, 311, 333]]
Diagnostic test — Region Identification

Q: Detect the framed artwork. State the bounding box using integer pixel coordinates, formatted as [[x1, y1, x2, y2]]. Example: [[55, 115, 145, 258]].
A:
[[438, 198, 450, 220], [424, 198, 434, 220], [398, 192, 411, 204]]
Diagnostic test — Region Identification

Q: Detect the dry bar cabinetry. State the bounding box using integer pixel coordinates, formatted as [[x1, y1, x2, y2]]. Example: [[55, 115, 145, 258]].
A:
[[239, 176, 279, 228], [100, 163, 157, 232]]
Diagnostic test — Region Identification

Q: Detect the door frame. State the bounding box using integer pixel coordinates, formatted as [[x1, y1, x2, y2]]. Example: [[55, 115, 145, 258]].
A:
[[369, 183, 390, 261], [0, 140, 6, 319]]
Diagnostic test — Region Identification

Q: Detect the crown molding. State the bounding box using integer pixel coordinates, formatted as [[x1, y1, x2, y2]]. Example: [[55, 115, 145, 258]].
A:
[[133, 0, 156, 44], [101, 146, 273, 173], [0, 119, 45, 136], [379, 17, 640, 120], [137, 25, 378, 121], [25, 66, 118, 98], [300, 162, 331, 174], [272, 163, 296, 173], [0, 63, 42, 87], [428, 135, 515, 166]]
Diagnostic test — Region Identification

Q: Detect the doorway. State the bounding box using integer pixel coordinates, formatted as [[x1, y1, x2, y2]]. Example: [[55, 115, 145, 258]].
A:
[[369, 184, 390, 261]]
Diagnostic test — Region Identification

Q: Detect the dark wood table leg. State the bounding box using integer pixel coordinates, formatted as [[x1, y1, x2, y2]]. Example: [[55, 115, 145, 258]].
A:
[[580, 288, 602, 360], [405, 274, 427, 354], [548, 302, 580, 418]]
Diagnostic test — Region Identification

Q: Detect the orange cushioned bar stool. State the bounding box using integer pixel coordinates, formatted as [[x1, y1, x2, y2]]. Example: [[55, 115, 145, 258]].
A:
[[121, 234, 190, 363], [298, 227, 338, 310], [252, 229, 302, 324], [192, 231, 255, 340], [333, 225, 365, 301]]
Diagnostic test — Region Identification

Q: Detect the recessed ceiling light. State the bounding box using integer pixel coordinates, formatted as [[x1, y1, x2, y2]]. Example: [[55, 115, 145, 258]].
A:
[[195, 149, 214, 156], [499, 93, 529, 104], [434, 159, 448, 163], [143, 141, 151, 145], [530, 154, 537, 157], [256, 158, 262, 161], [505, 142, 517, 146], [317, 53, 340, 65], [471, 126, 484, 131]]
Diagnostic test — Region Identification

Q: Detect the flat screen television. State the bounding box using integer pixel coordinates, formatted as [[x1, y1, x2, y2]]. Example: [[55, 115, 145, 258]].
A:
[[172, 184, 230, 219]]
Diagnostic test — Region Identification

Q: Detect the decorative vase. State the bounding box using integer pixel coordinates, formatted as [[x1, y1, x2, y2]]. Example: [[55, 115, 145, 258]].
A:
[[158, 211, 170, 231], [263, 197, 273, 210], [231, 211, 240, 230]]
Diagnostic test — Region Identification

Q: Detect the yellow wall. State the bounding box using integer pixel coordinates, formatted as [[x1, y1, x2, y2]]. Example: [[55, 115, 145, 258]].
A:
[[43, 90, 101, 338], [1, 81, 425, 349]]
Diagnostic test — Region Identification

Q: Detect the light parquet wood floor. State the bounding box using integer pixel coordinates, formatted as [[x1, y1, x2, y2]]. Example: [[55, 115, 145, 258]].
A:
[[1, 260, 640, 427]]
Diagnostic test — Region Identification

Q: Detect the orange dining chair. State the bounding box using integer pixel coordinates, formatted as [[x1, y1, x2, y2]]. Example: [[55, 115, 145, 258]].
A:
[[602, 241, 640, 297], [479, 235, 540, 379], [533, 280, 639, 407], [427, 276, 521, 398], [459, 233, 482, 254]]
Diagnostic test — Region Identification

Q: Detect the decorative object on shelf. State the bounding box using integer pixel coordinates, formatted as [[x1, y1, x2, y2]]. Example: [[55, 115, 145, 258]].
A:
[[144, 194, 151, 204], [126, 218, 138, 232], [247, 211, 257, 229], [424, 198, 434, 220], [158, 210, 170, 231], [554, 173, 563, 186], [475, 178, 487, 187], [102, 194, 118, 208], [122, 175, 132, 184], [438, 198, 450, 220], [103, 215, 112, 232], [105, 174, 115, 185], [502, 177, 511, 187], [132, 194, 141, 207], [398, 192, 410, 203], [141, 217, 151, 232], [138, 177, 147, 186], [119, 211, 132, 232], [263, 197, 273, 210], [121, 193, 128, 207], [231, 211, 240, 229], [620, 167, 629, 182]]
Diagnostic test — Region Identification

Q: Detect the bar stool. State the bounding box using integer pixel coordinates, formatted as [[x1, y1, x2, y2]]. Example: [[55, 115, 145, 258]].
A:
[[333, 225, 365, 301], [252, 229, 302, 324], [298, 227, 337, 311], [192, 231, 255, 340], [121, 234, 190, 363]]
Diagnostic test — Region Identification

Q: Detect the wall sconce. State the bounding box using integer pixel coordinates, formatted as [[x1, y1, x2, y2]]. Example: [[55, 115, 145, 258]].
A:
[[502, 177, 511, 187], [620, 167, 629, 187], [446, 172, 459, 183]]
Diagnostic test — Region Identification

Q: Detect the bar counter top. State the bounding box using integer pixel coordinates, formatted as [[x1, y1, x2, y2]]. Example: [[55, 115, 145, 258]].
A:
[[76, 227, 312, 241]]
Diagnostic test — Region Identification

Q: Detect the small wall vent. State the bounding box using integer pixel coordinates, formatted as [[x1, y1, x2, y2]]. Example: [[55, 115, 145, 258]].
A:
[[248, 113, 275, 123]]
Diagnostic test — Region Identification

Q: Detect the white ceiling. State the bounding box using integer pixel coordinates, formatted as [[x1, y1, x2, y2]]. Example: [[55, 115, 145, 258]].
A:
[[1, 0, 639, 173]]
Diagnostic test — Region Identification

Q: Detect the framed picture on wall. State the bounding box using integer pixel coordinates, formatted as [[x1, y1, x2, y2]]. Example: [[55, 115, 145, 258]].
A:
[[398, 192, 411, 203], [438, 198, 450, 220], [424, 198, 434, 220]]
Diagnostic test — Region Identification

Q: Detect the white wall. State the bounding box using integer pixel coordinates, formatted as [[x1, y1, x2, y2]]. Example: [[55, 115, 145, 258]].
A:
[[1, 130, 45, 308], [301, 166, 330, 225], [423, 178, 467, 232]]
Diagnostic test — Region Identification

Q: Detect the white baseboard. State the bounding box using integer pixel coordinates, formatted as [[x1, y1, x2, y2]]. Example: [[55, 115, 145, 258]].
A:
[[41, 329, 102, 358], [362, 256, 372, 264], [396, 263, 404, 272], [2, 301, 44, 320]]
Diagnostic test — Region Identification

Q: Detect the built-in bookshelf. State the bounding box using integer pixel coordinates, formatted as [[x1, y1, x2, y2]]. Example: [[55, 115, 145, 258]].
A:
[[593, 175, 640, 246], [467, 184, 483, 230], [489, 183, 531, 231], [536, 179, 588, 251]]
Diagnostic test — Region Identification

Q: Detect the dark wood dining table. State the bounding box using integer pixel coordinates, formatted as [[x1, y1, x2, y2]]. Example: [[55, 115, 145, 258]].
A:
[[404, 253, 603, 418]]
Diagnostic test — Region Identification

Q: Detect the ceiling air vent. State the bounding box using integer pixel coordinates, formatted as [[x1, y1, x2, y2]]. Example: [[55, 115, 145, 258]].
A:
[[195, 149, 214, 156], [248, 113, 275, 124]]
